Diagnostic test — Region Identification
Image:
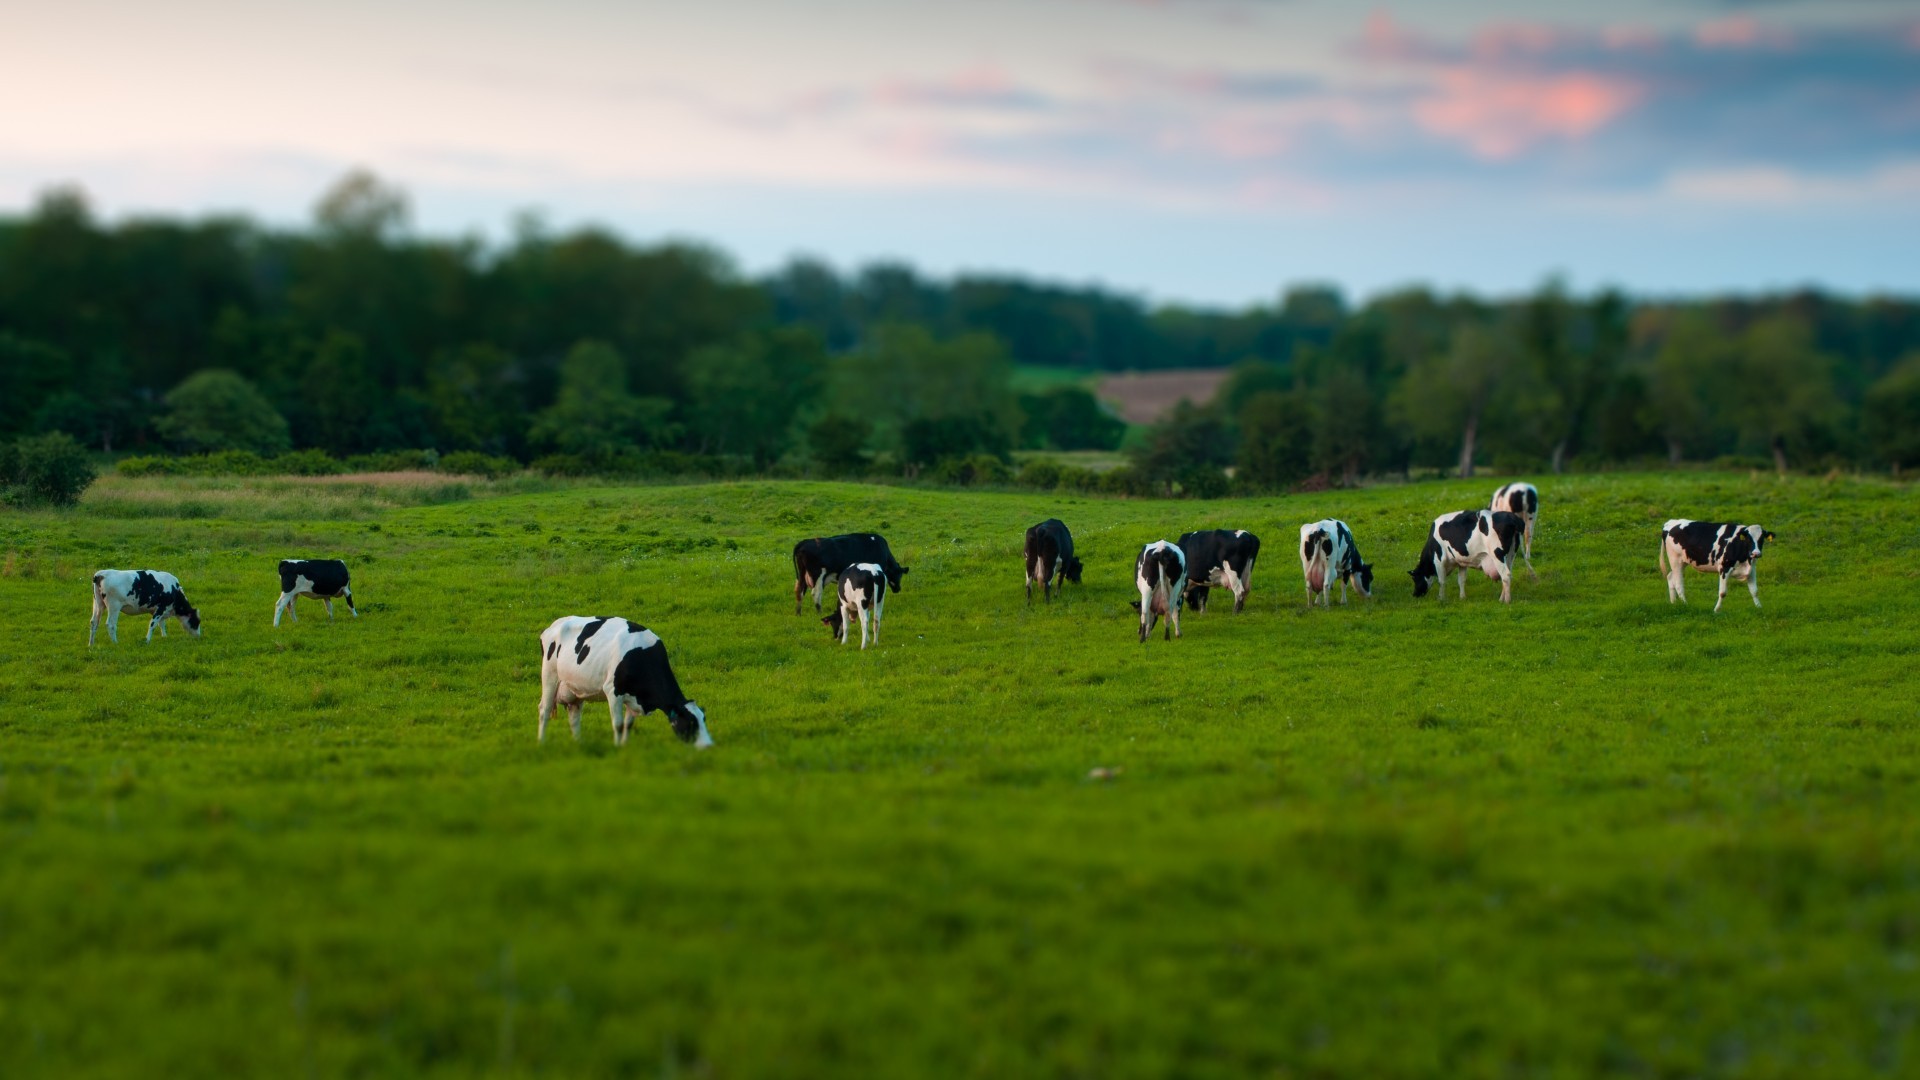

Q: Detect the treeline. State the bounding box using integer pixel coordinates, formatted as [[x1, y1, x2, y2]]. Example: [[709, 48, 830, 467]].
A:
[[3, 172, 1918, 490]]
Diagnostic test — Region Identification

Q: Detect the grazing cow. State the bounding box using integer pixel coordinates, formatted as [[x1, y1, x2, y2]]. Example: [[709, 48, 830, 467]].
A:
[[1023, 518, 1083, 603], [273, 559, 357, 626], [1409, 510, 1526, 604], [1135, 540, 1187, 642], [1660, 519, 1774, 611], [538, 616, 712, 747], [1490, 482, 1540, 576], [822, 563, 886, 648], [792, 534, 909, 614], [90, 569, 202, 645], [1177, 529, 1260, 614], [1299, 519, 1374, 606]]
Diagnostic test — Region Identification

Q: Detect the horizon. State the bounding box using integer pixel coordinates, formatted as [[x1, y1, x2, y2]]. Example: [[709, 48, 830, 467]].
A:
[[6, 0, 1917, 306]]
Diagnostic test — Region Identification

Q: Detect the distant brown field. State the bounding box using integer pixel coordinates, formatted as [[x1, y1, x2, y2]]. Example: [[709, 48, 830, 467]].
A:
[[1096, 368, 1230, 424]]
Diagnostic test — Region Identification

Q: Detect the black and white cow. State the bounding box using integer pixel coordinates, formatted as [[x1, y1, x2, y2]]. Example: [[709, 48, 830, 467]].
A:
[[793, 534, 908, 614], [1135, 540, 1187, 642], [273, 559, 357, 626], [1299, 519, 1374, 606], [1490, 482, 1539, 577], [822, 563, 886, 648], [90, 569, 202, 645], [1660, 519, 1774, 611], [538, 616, 712, 747], [1023, 518, 1083, 604], [1177, 529, 1260, 614], [1409, 510, 1526, 604]]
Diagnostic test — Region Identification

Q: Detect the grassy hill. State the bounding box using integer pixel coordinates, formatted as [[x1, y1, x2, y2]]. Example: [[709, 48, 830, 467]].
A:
[[2, 472, 1916, 1076]]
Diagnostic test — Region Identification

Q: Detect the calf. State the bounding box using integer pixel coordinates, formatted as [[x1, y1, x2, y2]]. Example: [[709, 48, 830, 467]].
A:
[[793, 533, 908, 614], [273, 559, 357, 626], [538, 616, 712, 747], [1660, 519, 1774, 611], [1490, 482, 1540, 577], [1178, 529, 1260, 614], [1135, 540, 1187, 642], [90, 569, 202, 645], [1023, 518, 1083, 603], [1299, 519, 1374, 606], [1409, 510, 1526, 604], [822, 563, 886, 648]]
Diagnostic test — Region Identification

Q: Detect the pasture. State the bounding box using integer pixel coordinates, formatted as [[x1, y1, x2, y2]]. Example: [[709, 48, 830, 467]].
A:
[[2, 471, 1917, 1077]]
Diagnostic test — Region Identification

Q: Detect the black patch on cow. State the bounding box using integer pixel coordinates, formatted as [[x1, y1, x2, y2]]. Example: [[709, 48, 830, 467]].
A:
[[129, 571, 167, 609], [1489, 511, 1525, 558], [1410, 537, 1443, 596], [278, 558, 351, 597], [574, 617, 612, 663], [1436, 512, 1477, 555], [1177, 530, 1260, 612], [1666, 521, 1725, 569], [545, 640, 559, 661], [611, 634, 690, 725]]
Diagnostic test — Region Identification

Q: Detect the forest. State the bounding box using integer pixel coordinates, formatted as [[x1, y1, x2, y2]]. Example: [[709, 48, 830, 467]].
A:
[[4, 172, 1918, 492]]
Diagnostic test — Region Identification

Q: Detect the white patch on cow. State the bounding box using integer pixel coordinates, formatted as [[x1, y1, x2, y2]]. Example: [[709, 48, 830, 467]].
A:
[[685, 702, 713, 748]]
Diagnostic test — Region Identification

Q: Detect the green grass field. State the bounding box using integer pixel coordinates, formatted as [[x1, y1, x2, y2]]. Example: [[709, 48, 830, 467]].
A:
[[3, 472, 1917, 1077]]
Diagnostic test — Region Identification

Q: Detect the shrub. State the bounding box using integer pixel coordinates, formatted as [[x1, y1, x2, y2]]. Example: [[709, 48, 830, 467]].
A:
[[273, 449, 345, 476], [115, 455, 179, 477], [1017, 459, 1063, 490], [530, 454, 599, 477], [192, 450, 272, 476], [1099, 465, 1152, 497], [155, 370, 292, 455], [1177, 465, 1231, 499], [929, 454, 1011, 487], [438, 451, 519, 479], [343, 449, 437, 472], [2, 432, 98, 507]]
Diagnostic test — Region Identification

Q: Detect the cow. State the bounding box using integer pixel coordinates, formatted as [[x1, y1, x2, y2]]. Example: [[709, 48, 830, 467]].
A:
[[1134, 540, 1187, 642], [1299, 519, 1374, 606], [1023, 518, 1083, 604], [273, 559, 357, 626], [1490, 482, 1540, 577], [822, 563, 886, 648], [90, 569, 202, 646], [793, 534, 908, 614], [1660, 519, 1774, 611], [537, 616, 712, 747], [1177, 529, 1260, 614], [1409, 510, 1526, 604]]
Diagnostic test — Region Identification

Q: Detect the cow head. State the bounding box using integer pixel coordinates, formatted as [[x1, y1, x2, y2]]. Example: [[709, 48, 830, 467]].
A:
[[885, 565, 909, 592], [821, 609, 846, 641], [1410, 538, 1441, 597], [1062, 556, 1084, 584], [1183, 583, 1209, 612], [668, 702, 713, 748], [1353, 561, 1375, 597], [182, 606, 203, 636], [1753, 527, 1775, 557]]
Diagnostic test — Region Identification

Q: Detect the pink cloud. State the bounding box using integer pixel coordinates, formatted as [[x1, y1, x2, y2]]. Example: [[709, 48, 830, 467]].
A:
[[1414, 70, 1642, 159], [1471, 22, 1561, 60]]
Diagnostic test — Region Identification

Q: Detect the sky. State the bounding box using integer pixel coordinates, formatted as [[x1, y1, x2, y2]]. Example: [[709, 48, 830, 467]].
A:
[[2, 0, 1917, 306]]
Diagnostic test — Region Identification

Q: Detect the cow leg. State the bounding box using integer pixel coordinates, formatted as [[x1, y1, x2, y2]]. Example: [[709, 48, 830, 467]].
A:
[[814, 578, 827, 614], [795, 576, 806, 616], [538, 666, 559, 742], [1714, 572, 1730, 613], [1498, 564, 1513, 605], [566, 702, 582, 741], [89, 591, 104, 647], [859, 606, 871, 650], [1026, 576, 1033, 605], [1748, 568, 1761, 608], [273, 591, 292, 627], [873, 592, 883, 644], [1524, 518, 1538, 578], [324, 598, 335, 620], [106, 608, 120, 644], [609, 698, 627, 746], [145, 613, 161, 643], [345, 589, 358, 616]]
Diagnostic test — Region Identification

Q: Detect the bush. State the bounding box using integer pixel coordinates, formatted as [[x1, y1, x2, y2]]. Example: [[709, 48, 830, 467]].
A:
[[2, 432, 98, 507], [438, 451, 520, 479], [115, 455, 179, 477], [274, 449, 344, 476], [928, 454, 1011, 487], [530, 453, 599, 477], [1177, 465, 1231, 499], [1099, 465, 1152, 497], [155, 370, 292, 455], [192, 450, 272, 476], [1017, 459, 1063, 489], [342, 449, 437, 473]]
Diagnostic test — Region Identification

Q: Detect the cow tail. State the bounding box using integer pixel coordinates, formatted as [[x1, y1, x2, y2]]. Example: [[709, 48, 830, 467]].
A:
[[1657, 534, 1668, 575]]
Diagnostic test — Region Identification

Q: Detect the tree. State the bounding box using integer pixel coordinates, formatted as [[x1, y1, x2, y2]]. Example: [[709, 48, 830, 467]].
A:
[[528, 341, 678, 461], [1131, 400, 1234, 492], [684, 328, 828, 464], [1524, 280, 1627, 473], [808, 414, 871, 471], [299, 331, 381, 454], [425, 343, 527, 456], [0, 432, 97, 506], [1733, 315, 1842, 475], [1863, 355, 1920, 475], [1018, 386, 1125, 451], [830, 325, 1021, 454], [156, 370, 292, 455], [1313, 367, 1379, 486], [1396, 320, 1520, 478], [1647, 311, 1728, 465], [1236, 390, 1314, 489]]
